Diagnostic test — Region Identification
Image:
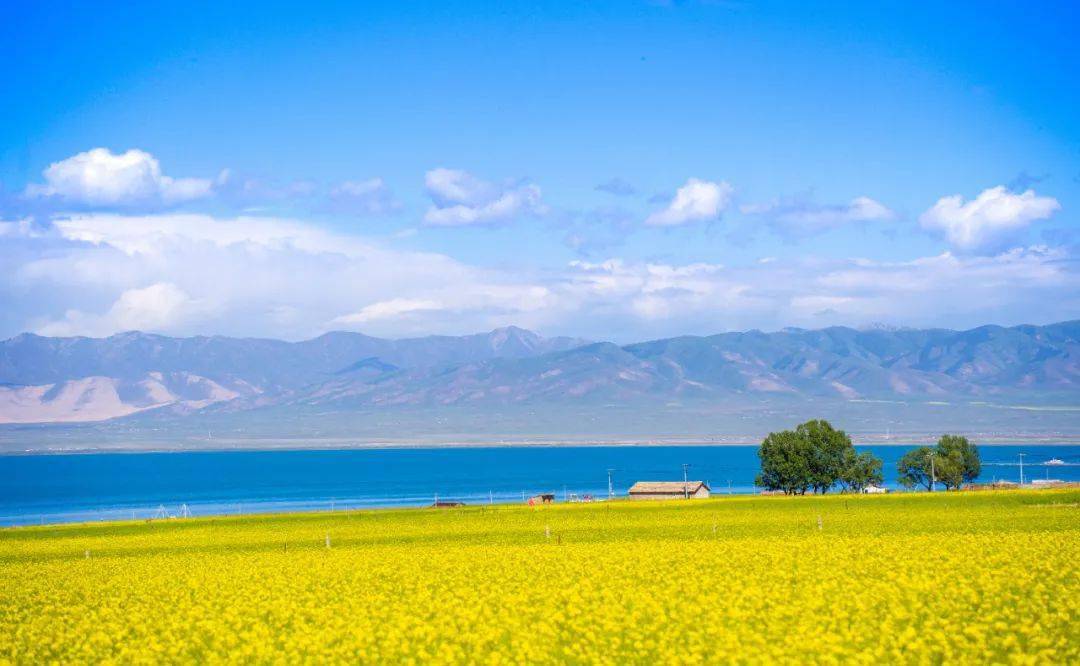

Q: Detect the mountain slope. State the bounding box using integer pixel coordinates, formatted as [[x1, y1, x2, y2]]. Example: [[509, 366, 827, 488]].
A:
[[0, 372, 246, 424], [0, 321, 1076, 424], [0, 327, 589, 422], [0, 327, 588, 389], [283, 321, 1080, 408]]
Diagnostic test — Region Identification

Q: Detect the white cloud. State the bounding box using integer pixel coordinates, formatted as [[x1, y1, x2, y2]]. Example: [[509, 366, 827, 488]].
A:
[[423, 168, 546, 226], [816, 246, 1070, 296], [2, 211, 1076, 341], [425, 168, 496, 207], [14, 212, 557, 339], [645, 178, 733, 226], [38, 283, 197, 337], [0, 218, 38, 238], [919, 186, 1060, 252], [559, 247, 1077, 336], [332, 298, 444, 324], [329, 178, 401, 215], [25, 148, 214, 206], [51, 212, 357, 256], [740, 195, 895, 236]]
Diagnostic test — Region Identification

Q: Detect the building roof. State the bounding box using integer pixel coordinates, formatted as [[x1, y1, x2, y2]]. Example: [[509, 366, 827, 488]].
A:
[[628, 481, 709, 494]]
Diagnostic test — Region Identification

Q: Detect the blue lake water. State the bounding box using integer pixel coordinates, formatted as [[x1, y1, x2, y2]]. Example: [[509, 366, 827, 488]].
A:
[[2, 445, 1078, 526]]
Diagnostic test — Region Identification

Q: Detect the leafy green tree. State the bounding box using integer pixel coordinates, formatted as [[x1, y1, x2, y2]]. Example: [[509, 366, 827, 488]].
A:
[[897, 446, 935, 491], [756, 429, 813, 495], [839, 449, 884, 493], [797, 419, 852, 494], [934, 435, 981, 490], [756, 420, 878, 495]]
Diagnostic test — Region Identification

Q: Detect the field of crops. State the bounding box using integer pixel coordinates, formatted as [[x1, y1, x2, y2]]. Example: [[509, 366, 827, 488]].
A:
[[2, 489, 1077, 663]]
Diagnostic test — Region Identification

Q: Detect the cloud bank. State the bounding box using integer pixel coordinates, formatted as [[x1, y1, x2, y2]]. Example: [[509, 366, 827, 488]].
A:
[[1, 211, 1074, 341], [4, 149, 1075, 341]]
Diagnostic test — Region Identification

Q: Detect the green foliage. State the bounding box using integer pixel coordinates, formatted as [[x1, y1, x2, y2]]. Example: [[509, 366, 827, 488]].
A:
[[839, 450, 884, 493], [756, 429, 813, 495], [934, 435, 981, 490], [756, 419, 882, 495], [897, 446, 935, 491], [897, 436, 981, 492], [798, 420, 851, 494]]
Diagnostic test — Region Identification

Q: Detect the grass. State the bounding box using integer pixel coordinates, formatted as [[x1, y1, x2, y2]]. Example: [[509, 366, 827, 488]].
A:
[[2, 489, 1078, 662]]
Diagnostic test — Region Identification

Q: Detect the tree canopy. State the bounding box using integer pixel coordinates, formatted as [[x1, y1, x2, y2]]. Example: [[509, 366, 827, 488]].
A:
[[934, 435, 981, 490], [897, 436, 981, 491], [896, 446, 935, 491], [756, 420, 882, 495], [839, 449, 884, 493]]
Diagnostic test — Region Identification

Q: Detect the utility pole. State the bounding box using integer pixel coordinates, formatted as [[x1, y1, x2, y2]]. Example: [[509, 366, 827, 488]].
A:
[[927, 451, 936, 492], [682, 464, 690, 499], [1019, 453, 1026, 486], [607, 469, 615, 500]]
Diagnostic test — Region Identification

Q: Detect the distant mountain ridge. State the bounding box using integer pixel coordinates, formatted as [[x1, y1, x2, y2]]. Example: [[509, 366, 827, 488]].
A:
[[0, 321, 1077, 424], [0, 326, 588, 423], [0, 326, 587, 388]]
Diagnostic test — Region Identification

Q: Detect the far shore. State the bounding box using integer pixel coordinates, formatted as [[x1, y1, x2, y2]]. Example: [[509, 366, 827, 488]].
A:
[[2, 433, 1080, 455]]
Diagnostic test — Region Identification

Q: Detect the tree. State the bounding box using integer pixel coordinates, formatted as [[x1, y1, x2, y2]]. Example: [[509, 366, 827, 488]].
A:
[[934, 435, 981, 490], [756, 420, 880, 495], [897, 446, 935, 491], [839, 449, 884, 493], [897, 437, 981, 492], [756, 429, 813, 495], [798, 419, 851, 494]]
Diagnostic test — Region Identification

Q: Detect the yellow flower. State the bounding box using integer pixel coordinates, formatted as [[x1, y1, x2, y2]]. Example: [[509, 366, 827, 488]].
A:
[[0, 489, 1077, 663]]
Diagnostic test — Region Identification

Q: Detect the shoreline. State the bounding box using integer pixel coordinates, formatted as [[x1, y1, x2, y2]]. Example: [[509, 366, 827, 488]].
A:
[[4, 483, 1077, 529], [3, 436, 1080, 456]]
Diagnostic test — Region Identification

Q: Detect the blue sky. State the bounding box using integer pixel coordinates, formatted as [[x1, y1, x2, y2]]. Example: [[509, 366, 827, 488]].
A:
[[1, 1, 1078, 341]]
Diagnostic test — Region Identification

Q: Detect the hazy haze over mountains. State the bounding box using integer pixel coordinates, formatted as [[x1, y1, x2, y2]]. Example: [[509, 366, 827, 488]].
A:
[[1, 322, 1077, 426]]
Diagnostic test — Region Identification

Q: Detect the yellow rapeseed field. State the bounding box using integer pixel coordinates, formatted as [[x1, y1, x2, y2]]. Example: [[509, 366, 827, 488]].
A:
[[1, 489, 1077, 663]]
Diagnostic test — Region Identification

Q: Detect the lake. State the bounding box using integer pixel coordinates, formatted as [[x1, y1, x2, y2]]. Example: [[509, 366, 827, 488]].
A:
[[2, 445, 1077, 526]]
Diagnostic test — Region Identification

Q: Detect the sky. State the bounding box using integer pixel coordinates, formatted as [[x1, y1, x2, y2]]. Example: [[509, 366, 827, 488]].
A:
[[1, 0, 1078, 342]]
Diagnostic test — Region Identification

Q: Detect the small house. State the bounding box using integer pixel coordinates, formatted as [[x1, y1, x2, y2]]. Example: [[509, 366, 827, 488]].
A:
[[431, 500, 466, 508], [862, 484, 888, 494], [528, 493, 555, 505], [628, 481, 710, 500]]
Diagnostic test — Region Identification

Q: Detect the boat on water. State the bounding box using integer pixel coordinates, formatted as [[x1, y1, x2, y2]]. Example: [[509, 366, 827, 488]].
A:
[[1046, 458, 1065, 466]]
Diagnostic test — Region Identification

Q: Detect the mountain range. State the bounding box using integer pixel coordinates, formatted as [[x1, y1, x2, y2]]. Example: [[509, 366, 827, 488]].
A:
[[0, 321, 1077, 426]]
